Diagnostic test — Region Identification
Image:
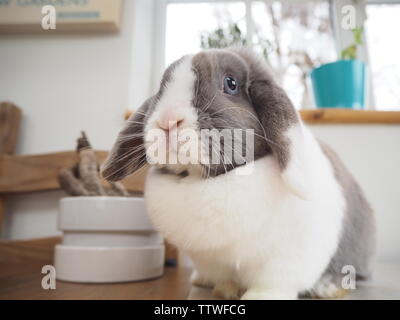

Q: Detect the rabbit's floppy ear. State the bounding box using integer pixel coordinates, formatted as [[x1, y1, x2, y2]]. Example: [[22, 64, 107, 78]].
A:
[[243, 51, 314, 200], [101, 97, 153, 182], [278, 122, 316, 200]]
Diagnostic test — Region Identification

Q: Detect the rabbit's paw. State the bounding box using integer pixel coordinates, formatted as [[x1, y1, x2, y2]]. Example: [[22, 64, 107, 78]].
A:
[[308, 276, 348, 299], [241, 288, 297, 300], [213, 282, 241, 300], [190, 270, 214, 288]]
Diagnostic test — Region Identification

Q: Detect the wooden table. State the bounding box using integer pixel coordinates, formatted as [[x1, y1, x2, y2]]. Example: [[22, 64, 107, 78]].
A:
[[0, 238, 192, 300], [2, 238, 399, 300]]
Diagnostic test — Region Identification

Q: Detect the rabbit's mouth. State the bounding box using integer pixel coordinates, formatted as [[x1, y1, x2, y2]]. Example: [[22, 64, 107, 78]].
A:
[[143, 125, 204, 177], [143, 125, 256, 178]]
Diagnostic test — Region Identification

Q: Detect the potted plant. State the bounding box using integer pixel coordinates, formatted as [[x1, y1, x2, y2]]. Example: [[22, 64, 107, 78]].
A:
[[310, 27, 367, 109]]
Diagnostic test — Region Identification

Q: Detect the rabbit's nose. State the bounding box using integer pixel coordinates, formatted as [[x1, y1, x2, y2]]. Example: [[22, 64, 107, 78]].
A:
[[157, 111, 184, 132]]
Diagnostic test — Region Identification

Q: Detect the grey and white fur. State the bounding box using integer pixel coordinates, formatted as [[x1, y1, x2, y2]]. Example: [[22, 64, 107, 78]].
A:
[[101, 48, 375, 300]]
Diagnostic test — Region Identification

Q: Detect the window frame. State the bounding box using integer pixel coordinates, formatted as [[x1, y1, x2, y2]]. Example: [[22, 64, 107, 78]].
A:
[[153, 0, 400, 110]]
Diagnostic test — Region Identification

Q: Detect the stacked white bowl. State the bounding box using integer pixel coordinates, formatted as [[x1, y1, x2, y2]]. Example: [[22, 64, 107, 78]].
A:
[[54, 197, 164, 283]]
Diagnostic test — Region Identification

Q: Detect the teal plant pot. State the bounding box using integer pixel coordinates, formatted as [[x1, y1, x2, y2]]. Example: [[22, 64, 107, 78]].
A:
[[310, 60, 367, 109]]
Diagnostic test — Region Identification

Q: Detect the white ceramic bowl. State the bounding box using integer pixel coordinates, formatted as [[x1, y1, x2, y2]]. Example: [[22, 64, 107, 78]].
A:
[[54, 196, 164, 283], [59, 196, 154, 230], [54, 244, 164, 283], [58, 196, 162, 247]]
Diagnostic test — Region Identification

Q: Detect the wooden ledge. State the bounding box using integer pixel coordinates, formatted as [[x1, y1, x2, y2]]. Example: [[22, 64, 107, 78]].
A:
[[0, 151, 147, 194], [299, 109, 400, 124], [126, 109, 400, 124]]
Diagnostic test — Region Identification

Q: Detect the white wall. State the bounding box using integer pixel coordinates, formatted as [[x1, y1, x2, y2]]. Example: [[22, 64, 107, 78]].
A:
[[0, 0, 156, 239]]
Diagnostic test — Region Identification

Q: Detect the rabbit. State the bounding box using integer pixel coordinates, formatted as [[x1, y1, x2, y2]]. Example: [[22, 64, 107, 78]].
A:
[[101, 48, 375, 300]]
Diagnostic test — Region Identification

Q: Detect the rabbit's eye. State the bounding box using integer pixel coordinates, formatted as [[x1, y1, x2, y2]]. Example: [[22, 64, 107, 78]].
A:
[[223, 76, 238, 95]]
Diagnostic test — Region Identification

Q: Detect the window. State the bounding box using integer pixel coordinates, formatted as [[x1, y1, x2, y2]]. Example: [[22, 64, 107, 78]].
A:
[[165, 2, 247, 66], [365, 3, 400, 110], [250, 1, 336, 108], [160, 0, 400, 110], [164, 0, 335, 109]]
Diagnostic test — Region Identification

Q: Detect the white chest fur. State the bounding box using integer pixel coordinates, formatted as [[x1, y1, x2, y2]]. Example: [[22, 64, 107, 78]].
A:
[[145, 152, 345, 292]]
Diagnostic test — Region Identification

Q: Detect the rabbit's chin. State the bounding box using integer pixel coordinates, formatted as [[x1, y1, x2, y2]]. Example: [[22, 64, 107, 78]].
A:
[[154, 163, 204, 177]]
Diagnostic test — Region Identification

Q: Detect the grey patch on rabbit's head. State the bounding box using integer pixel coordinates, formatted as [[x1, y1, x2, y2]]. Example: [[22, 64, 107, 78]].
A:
[[102, 48, 301, 181], [191, 48, 299, 176]]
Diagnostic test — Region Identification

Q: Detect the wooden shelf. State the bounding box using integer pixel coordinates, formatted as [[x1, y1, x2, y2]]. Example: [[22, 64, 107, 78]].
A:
[[300, 109, 400, 124], [126, 109, 400, 124], [0, 151, 147, 194]]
